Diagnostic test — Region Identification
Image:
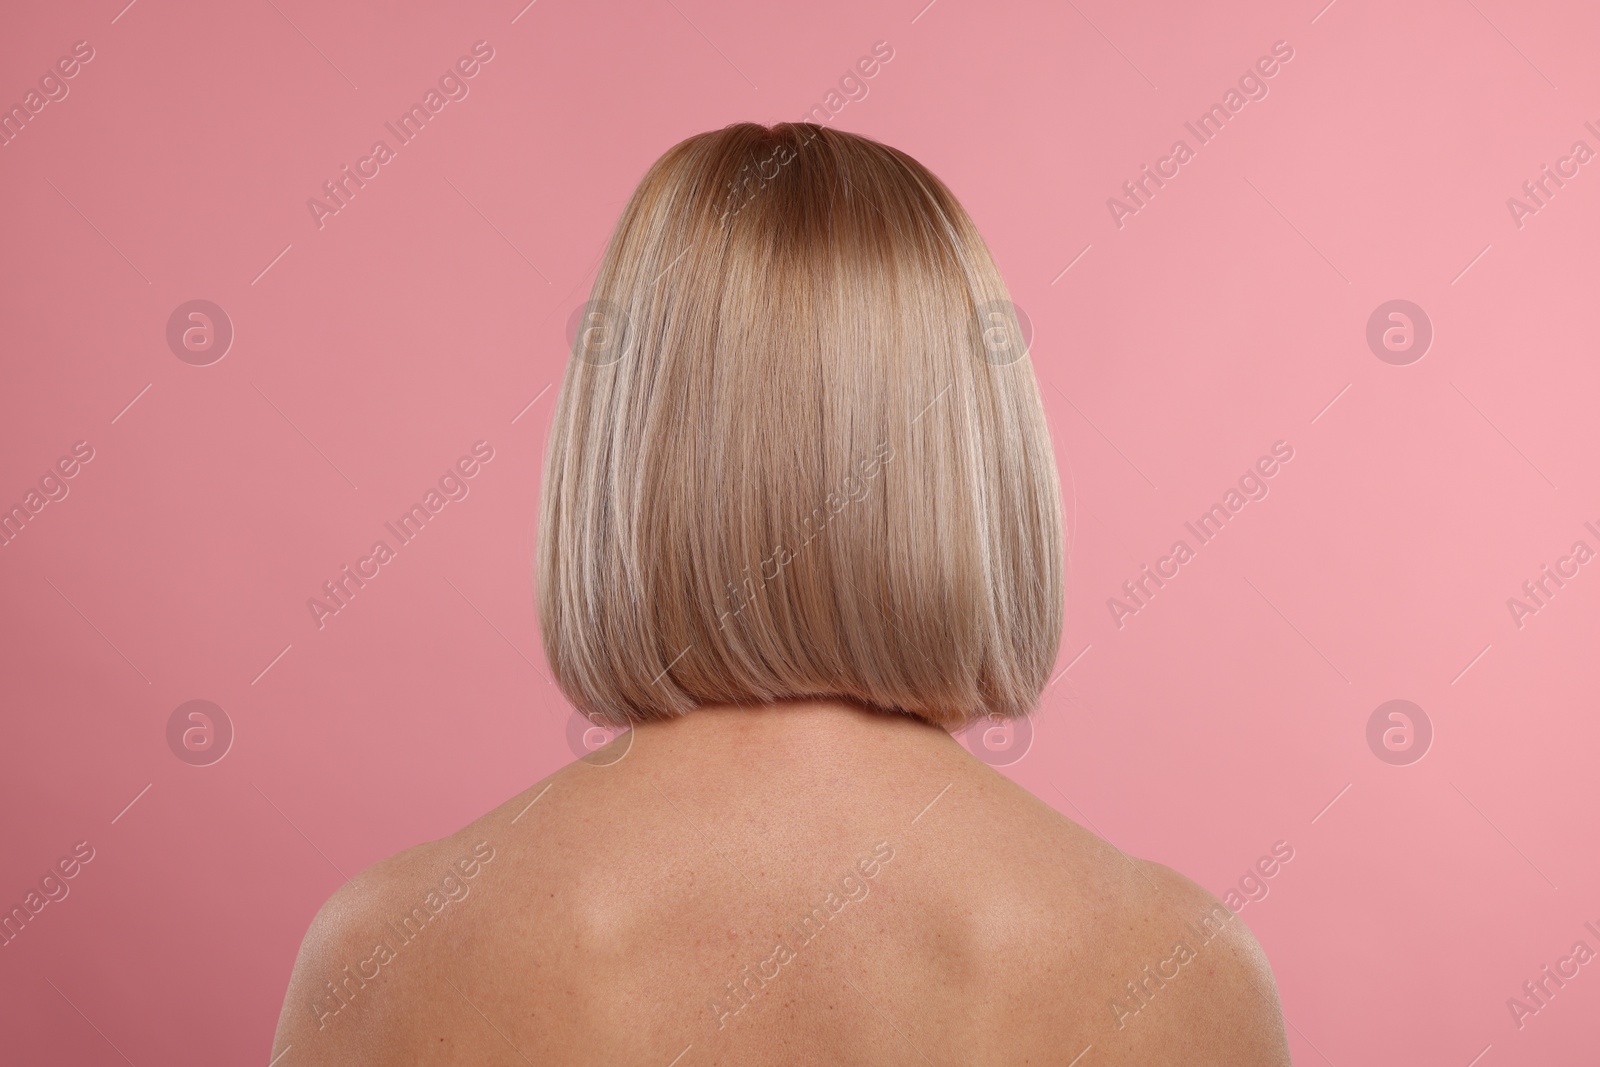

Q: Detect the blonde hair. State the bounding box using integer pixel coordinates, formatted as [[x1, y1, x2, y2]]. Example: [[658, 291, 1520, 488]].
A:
[[536, 122, 1063, 730]]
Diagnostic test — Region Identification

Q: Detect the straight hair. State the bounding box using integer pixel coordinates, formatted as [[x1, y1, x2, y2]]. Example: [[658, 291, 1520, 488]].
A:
[[537, 122, 1063, 730]]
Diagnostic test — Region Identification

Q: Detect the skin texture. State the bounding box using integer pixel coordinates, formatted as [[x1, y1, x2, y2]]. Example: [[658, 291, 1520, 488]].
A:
[[271, 700, 1294, 1065]]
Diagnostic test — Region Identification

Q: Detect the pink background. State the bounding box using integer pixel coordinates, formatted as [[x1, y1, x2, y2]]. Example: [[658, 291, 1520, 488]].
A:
[[3, 0, 1598, 1063]]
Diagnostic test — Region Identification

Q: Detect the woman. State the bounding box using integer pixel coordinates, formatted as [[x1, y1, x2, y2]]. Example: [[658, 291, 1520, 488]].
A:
[[272, 122, 1293, 1065]]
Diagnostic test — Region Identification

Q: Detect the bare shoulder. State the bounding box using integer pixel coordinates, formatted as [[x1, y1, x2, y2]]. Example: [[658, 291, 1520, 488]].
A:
[[267, 822, 512, 1066], [1087, 855, 1294, 1065], [266, 751, 637, 1064], [928, 762, 1293, 1063]]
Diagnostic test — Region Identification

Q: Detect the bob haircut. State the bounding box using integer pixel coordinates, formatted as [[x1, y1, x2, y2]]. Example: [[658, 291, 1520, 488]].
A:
[[537, 122, 1063, 731]]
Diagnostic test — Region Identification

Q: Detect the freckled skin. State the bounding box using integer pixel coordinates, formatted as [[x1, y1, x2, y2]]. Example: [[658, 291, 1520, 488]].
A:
[[272, 699, 1293, 1066]]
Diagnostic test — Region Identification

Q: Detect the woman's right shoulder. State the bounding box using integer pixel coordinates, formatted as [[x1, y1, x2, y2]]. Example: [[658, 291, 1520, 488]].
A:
[[1092, 858, 1295, 1064], [953, 770, 1294, 1063], [1029, 825, 1297, 1065]]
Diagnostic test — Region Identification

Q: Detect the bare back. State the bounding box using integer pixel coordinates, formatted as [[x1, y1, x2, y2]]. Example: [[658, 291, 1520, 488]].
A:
[[272, 702, 1292, 1065]]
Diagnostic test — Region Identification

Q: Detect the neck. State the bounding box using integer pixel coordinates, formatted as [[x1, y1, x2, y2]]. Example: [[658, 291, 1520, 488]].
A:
[[632, 696, 957, 759]]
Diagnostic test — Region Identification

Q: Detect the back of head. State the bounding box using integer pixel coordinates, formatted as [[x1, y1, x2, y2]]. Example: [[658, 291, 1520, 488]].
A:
[[537, 122, 1063, 731]]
